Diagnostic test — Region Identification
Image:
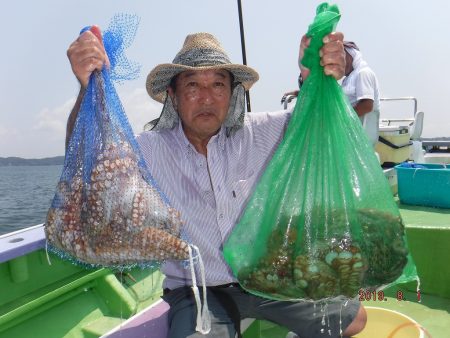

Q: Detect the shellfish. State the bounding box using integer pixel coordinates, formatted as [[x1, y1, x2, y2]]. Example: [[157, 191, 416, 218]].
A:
[[45, 138, 189, 266], [237, 208, 408, 300], [46, 71, 189, 266]]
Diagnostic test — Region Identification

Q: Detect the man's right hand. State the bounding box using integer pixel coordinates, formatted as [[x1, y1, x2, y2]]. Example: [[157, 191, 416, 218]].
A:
[[66, 25, 110, 89]]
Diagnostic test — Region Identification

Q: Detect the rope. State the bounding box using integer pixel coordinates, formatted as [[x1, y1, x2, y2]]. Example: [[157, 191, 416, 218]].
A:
[[188, 245, 211, 334]]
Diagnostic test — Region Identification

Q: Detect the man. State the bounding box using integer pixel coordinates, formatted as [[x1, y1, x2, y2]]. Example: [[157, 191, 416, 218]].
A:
[[282, 41, 380, 149], [341, 41, 380, 147], [67, 29, 366, 338]]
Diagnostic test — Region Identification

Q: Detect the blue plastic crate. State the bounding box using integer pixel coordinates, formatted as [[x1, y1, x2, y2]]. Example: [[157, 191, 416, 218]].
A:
[[395, 163, 450, 208]]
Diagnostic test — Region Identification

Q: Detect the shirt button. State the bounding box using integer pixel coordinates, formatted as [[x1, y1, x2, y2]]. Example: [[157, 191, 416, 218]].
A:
[[219, 213, 224, 220]]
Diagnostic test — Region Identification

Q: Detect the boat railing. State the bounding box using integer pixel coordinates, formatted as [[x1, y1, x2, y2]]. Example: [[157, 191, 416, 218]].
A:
[[280, 92, 299, 110], [380, 96, 418, 117], [0, 224, 45, 264], [380, 97, 425, 142], [380, 118, 415, 126]]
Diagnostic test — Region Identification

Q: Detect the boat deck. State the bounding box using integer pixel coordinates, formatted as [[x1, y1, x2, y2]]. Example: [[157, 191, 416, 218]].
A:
[[1, 201, 449, 338], [240, 202, 450, 338]]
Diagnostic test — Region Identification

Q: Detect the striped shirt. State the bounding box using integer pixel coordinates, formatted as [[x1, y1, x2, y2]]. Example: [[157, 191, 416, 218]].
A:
[[136, 109, 291, 289]]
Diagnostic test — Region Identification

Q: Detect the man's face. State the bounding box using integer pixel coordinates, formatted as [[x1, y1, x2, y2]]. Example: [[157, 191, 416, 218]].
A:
[[168, 69, 232, 140]]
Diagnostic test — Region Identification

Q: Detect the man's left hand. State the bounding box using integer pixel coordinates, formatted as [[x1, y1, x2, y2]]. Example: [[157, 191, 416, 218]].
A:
[[320, 32, 345, 79], [299, 32, 345, 81]]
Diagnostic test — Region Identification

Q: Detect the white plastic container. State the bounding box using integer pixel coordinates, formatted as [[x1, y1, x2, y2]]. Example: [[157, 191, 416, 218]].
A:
[[375, 125, 413, 166]]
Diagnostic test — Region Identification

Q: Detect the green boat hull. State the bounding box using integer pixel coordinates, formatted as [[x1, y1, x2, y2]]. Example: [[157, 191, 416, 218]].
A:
[[1, 249, 164, 337], [1, 201, 449, 337]]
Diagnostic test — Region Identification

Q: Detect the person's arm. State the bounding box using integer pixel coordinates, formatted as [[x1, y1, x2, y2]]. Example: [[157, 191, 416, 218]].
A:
[[353, 69, 377, 118], [66, 88, 85, 148], [65, 25, 109, 149], [353, 99, 374, 117]]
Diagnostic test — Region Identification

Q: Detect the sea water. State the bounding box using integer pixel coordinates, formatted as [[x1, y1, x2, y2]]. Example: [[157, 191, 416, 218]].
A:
[[0, 165, 62, 235]]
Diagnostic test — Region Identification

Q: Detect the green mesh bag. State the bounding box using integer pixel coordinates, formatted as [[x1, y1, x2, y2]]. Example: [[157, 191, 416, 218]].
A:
[[223, 2, 418, 301]]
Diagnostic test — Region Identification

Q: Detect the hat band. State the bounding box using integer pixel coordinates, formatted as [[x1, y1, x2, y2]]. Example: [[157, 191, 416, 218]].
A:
[[173, 48, 231, 67]]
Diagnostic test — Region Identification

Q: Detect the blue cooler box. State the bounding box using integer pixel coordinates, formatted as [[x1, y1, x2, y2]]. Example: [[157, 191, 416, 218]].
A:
[[395, 163, 450, 208]]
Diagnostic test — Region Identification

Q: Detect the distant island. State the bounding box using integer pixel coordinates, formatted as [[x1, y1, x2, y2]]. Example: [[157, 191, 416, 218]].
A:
[[421, 137, 450, 141], [1, 136, 448, 167], [0, 156, 64, 166]]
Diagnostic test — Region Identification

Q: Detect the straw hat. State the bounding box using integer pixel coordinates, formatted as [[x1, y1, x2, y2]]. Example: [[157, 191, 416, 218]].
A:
[[146, 32, 259, 103]]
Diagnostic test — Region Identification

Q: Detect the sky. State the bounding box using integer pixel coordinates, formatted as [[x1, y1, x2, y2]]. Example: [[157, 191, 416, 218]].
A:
[[1, 0, 449, 158]]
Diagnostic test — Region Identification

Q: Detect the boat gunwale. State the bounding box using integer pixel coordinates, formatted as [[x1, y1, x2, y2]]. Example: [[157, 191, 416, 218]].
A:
[[0, 224, 45, 264]]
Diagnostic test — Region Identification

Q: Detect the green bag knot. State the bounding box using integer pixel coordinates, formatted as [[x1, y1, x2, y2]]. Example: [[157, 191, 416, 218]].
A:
[[301, 2, 341, 71]]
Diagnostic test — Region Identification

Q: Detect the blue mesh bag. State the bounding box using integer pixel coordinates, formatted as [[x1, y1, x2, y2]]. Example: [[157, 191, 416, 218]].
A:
[[44, 15, 190, 269]]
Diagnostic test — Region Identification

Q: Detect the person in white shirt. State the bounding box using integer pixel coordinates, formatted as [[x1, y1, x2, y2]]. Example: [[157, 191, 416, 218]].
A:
[[341, 41, 380, 147]]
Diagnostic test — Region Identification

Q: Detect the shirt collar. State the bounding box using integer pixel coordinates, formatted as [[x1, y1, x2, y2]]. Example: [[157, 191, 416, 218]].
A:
[[174, 121, 226, 155]]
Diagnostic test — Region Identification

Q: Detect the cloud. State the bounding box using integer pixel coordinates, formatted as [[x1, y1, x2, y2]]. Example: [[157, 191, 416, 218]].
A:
[[120, 88, 162, 133], [36, 87, 162, 138], [33, 98, 76, 137], [0, 124, 19, 138], [0, 98, 76, 158], [31, 89, 161, 137], [1, 87, 162, 158], [0, 125, 20, 156]]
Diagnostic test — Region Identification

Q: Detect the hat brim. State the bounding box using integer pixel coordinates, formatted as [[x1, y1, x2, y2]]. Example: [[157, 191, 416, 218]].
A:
[[146, 63, 259, 103]]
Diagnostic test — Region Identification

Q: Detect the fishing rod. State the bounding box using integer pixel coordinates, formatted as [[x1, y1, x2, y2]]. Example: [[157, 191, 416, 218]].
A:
[[237, 0, 251, 112]]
